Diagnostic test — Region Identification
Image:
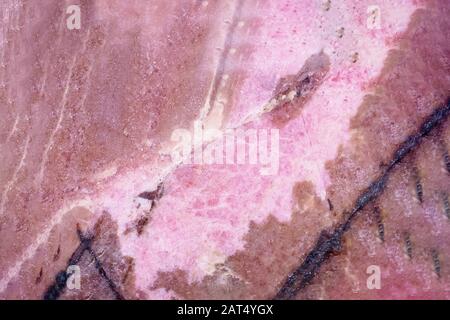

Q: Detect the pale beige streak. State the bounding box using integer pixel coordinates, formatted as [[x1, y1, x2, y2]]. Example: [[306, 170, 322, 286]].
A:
[[76, 29, 107, 113], [36, 29, 91, 187], [38, 1, 68, 96], [198, 0, 241, 122], [0, 2, 94, 293], [35, 54, 77, 186], [5, 115, 19, 142], [0, 28, 106, 293], [0, 134, 30, 216], [0, 1, 20, 111]]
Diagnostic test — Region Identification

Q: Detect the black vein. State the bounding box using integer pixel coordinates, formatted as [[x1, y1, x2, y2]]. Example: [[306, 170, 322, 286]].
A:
[[43, 228, 124, 300], [86, 247, 124, 300], [275, 98, 450, 300]]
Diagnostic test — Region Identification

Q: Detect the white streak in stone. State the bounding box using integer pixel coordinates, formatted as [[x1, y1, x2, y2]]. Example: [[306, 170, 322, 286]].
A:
[[5, 115, 19, 142], [0, 134, 30, 216], [36, 29, 91, 187]]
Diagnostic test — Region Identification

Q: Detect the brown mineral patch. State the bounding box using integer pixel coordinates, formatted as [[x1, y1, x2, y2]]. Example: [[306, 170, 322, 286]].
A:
[[0, 206, 93, 299], [59, 250, 118, 300], [60, 212, 138, 300], [152, 181, 336, 299], [265, 52, 330, 128], [124, 183, 165, 236], [299, 121, 450, 299]]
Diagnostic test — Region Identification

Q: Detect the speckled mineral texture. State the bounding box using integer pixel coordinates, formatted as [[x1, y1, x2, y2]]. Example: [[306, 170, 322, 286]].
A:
[[0, 0, 449, 299]]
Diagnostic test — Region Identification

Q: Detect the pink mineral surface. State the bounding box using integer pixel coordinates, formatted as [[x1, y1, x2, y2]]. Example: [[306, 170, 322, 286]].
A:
[[0, 0, 449, 300]]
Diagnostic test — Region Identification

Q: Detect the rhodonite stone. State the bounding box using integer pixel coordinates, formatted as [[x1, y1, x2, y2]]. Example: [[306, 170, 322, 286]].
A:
[[0, 0, 449, 300]]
